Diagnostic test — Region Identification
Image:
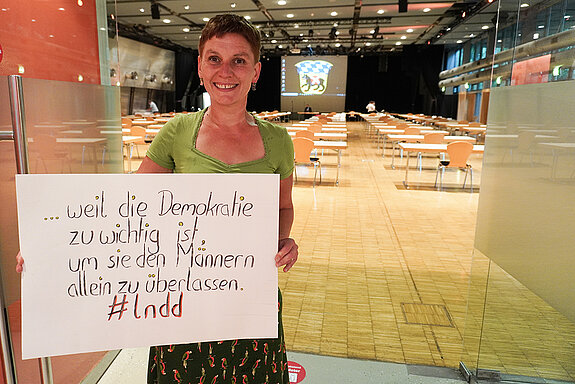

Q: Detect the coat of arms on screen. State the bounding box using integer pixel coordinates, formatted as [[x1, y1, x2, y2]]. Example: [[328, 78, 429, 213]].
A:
[[295, 60, 333, 95]]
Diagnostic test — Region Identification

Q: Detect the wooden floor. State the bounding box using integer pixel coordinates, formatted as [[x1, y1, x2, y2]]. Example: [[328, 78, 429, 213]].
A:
[[126, 120, 575, 382]]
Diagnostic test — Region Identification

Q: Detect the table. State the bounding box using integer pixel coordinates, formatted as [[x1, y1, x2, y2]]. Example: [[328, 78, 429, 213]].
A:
[[398, 143, 484, 188], [131, 120, 157, 126], [539, 142, 575, 180], [287, 127, 348, 133], [313, 141, 347, 185], [377, 129, 449, 152], [387, 135, 476, 167], [122, 136, 144, 172]]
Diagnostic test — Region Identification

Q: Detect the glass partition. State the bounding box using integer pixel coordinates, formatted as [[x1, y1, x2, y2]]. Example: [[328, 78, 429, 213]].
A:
[[462, 0, 575, 381], [0, 0, 123, 382]]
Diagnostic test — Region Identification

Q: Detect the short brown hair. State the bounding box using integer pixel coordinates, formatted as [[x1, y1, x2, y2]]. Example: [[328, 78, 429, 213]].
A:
[[199, 14, 261, 62]]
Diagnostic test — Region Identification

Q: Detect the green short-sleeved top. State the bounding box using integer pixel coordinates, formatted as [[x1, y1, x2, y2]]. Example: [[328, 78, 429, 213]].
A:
[[146, 109, 294, 179]]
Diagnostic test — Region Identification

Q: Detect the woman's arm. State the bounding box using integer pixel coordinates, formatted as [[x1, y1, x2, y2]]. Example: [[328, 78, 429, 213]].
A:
[[275, 174, 298, 272], [137, 156, 173, 173]]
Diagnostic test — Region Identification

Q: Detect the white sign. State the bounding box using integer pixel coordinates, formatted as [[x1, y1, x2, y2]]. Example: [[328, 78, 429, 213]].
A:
[[16, 174, 279, 359]]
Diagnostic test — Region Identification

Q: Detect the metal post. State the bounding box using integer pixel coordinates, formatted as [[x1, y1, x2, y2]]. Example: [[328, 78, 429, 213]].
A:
[[8, 75, 29, 174], [7, 75, 53, 384]]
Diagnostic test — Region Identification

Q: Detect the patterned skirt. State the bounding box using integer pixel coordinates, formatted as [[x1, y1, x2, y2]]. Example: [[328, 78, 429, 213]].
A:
[[147, 289, 289, 384]]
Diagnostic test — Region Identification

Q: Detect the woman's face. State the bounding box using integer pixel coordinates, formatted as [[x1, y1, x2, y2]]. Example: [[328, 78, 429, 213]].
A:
[[198, 33, 261, 108]]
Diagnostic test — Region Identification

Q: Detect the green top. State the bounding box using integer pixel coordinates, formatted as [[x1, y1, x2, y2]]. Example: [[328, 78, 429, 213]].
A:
[[146, 109, 294, 179]]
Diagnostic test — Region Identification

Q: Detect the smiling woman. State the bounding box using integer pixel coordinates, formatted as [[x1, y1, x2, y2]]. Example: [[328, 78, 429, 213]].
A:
[[139, 14, 297, 384]]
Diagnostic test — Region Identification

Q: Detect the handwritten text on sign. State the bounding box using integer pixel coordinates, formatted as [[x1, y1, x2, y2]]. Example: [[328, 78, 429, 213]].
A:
[[16, 174, 279, 359]]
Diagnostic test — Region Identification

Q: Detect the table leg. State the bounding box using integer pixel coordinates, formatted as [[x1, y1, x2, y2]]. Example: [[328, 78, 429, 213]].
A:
[[335, 149, 341, 186], [391, 141, 397, 169], [403, 151, 410, 188]]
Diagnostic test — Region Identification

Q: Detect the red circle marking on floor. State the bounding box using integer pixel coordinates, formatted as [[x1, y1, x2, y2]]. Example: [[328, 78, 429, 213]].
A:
[[288, 361, 307, 383]]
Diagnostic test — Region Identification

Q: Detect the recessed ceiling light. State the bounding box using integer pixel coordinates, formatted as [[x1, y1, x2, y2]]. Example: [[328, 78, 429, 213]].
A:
[[183, 27, 190, 32], [533, 32, 539, 39], [299, 33, 303, 36], [271, 39, 277, 43], [482, 25, 489, 29], [286, 13, 294, 18], [469, 33, 475, 37], [336, 31, 340, 35], [162, 19, 171, 23], [401, 35, 407, 39], [377, 9, 385, 14], [457, 40, 463, 43], [303, 39, 308, 42], [278, 44, 283, 48], [230, 3, 236, 7], [365, 42, 372, 46], [423, 8, 431, 12], [538, 25, 545, 28], [77, 74, 84, 82], [369, 29, 375, 34], [294, 23, 299, 28], [203, 17, 210, 22], [184, 5, 190, 10], [277, 0, 287, 5], [244, 15, 251, 20], [333, 22, 338, 27], [520, 3, 529, 7], [395, 42, 402, 45], [335, 43, 341, 47], [77, 0, 83, 6], [406, 28, 414, 33], [497, 39, 502, 42], [139, 8, 145, 12], [331, 11, 338, 16], [58, 7, 65, 11], [446, 27, 451, 31]]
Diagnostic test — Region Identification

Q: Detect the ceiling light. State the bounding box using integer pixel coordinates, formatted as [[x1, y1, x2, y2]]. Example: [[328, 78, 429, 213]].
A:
[[482, 25, 489, 29], [423, 8, 431, 12], [520, 3, 529, 7], [58, 7, 65, 11], [230, 3, 236, 7], [77, 0, 83, 5], [183, 27, 190, 32], [286, 13, 294, 18], [335, 43, 341, 47], [365, 42, 372, 46], [330, 11, 338, 16], [446, 27, 451, 31], [377, 9, 385, 14], [336, 31, 340, 35], [303, 39, 308, 42], [552, 65, 562, 76], [370, 29, 375, 34], [395, 42, 402, 45], [18, 65, 25, 74], [497, 39, 502, 42], [139, 8, 145, 12], [334, 22, 338, 27], [244, 15, 251, 20], [77, 74, 84, 82], [184, 5, 190, 10], [203, 17, 210, 22], [401, 35, 407, 39], [457, 40, 463, 43], [538, 25, 545, 28], [496, 76, 502, 84], [278, 44, 283, 48], [294, 23, 299, 28], [533, 32, 539, 39], [406, 28, 414, 33], [277, 0, 286, 4], [162, 19, 171, 23], [464, 82, 470, 89], [271, 39, 277, 43]]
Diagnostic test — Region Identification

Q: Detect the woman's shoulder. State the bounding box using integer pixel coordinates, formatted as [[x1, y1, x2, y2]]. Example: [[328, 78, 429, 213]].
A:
[[255, 117, 288, 137]]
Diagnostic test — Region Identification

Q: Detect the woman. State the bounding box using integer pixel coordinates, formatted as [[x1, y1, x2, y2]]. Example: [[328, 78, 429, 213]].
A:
[[139, 14, 298, 384]]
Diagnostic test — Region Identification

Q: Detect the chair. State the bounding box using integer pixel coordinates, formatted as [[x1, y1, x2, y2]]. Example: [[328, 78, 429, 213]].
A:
[[293, 137, 321, 187], [307, 123, 322, 133], [32, 134, 72, 173], [127, 125, 148, 159], [434, 141, 474, 192], [295, 130, 315, 140], [417, 132, 446, 166], [121, 117, 132, 128], [404, 127, 421, 135]]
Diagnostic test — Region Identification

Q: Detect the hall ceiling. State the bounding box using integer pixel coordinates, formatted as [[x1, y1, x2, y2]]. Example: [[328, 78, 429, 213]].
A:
[[107, 0, 502, 54]]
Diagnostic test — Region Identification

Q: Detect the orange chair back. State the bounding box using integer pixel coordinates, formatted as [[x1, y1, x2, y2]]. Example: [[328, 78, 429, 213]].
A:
[[295, 130, 315, 140], [292, 137, 316, 163], [423, 132, 446, 144], [446, 141, 473, 168], [307, 124, 322, 133], [404, 127, 421, 135]]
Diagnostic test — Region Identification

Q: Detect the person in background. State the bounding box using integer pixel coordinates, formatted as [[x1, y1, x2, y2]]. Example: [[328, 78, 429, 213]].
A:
[[366, 100, 376, 113], [148, 100, 159, 113], [137, 14, 298, 384], [304, 104, 312, 113]]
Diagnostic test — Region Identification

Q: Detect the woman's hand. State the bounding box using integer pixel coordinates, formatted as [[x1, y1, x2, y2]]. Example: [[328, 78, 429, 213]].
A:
[[16, 251, 24, 273], [275, 238, 298, 272]]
